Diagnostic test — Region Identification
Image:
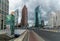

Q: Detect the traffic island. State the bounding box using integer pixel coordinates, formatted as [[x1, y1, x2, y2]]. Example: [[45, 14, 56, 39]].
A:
[[14, 30, 28, 41]]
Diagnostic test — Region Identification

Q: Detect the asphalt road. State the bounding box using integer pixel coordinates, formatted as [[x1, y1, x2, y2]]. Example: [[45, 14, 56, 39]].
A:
[[34, 29, 60, 41], [29, 30, 39, 41]]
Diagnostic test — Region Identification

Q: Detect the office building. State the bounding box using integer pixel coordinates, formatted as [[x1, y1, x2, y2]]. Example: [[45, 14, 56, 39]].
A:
[[0, 0, 9, 30], [47, 12, 56, 28], [14, 9, 19, 26], [21, 5, 28, 27]]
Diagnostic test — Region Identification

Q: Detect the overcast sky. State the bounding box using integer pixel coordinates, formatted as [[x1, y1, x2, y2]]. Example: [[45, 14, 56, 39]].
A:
[[9, 0, 60, 26]]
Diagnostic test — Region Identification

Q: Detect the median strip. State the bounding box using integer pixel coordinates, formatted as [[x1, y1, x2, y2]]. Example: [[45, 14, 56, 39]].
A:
[[14, 30, 28, 41], [40, 29, 60, 32]]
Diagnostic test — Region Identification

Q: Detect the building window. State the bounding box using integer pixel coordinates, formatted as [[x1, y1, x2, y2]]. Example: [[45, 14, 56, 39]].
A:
[[0, 0, 1, 3]]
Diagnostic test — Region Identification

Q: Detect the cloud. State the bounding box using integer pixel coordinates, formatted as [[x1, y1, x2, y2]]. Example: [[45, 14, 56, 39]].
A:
[[9, 0, 60, 26], [9, 0, 22, 13]]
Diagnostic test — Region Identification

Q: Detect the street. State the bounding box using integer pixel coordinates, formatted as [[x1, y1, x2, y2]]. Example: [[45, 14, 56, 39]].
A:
[[34, 29, 60, 41], [1, 0, 60, 41], [29, 30, 40, 41]]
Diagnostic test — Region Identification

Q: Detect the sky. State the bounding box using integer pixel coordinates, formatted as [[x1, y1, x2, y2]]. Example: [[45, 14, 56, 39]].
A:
[[9, 0, 60, 26]]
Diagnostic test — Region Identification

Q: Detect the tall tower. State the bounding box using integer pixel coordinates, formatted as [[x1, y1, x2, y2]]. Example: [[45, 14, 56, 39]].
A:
[[35, 6, 40, 27], [21, 5, 28, 27], [14, 9, 19, 26]]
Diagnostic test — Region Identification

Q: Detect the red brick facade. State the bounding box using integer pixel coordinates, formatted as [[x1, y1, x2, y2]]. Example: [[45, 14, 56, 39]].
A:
[[21, 5, 28, 27]]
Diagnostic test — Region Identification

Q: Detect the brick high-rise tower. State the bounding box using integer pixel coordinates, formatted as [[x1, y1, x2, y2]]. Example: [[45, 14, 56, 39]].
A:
[[21, 5, 28, 27]]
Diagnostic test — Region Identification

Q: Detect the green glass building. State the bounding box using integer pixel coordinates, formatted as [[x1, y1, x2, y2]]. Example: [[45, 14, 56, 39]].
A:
[[35, 6, 42, 27], [35, 6, 40, 27], [0, 0, 9, 30]]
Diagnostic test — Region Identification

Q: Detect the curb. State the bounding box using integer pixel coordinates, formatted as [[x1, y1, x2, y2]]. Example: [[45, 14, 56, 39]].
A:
[[40, 29, 60, 32], [14, 30, 28, 41]]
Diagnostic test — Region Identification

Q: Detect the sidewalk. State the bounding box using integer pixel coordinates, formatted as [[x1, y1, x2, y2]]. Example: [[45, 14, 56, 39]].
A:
[[0, 30, 12, 37], [0, 30, 6, 35], [0, 30, 11, 41], [40, 29, 60, 32]]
